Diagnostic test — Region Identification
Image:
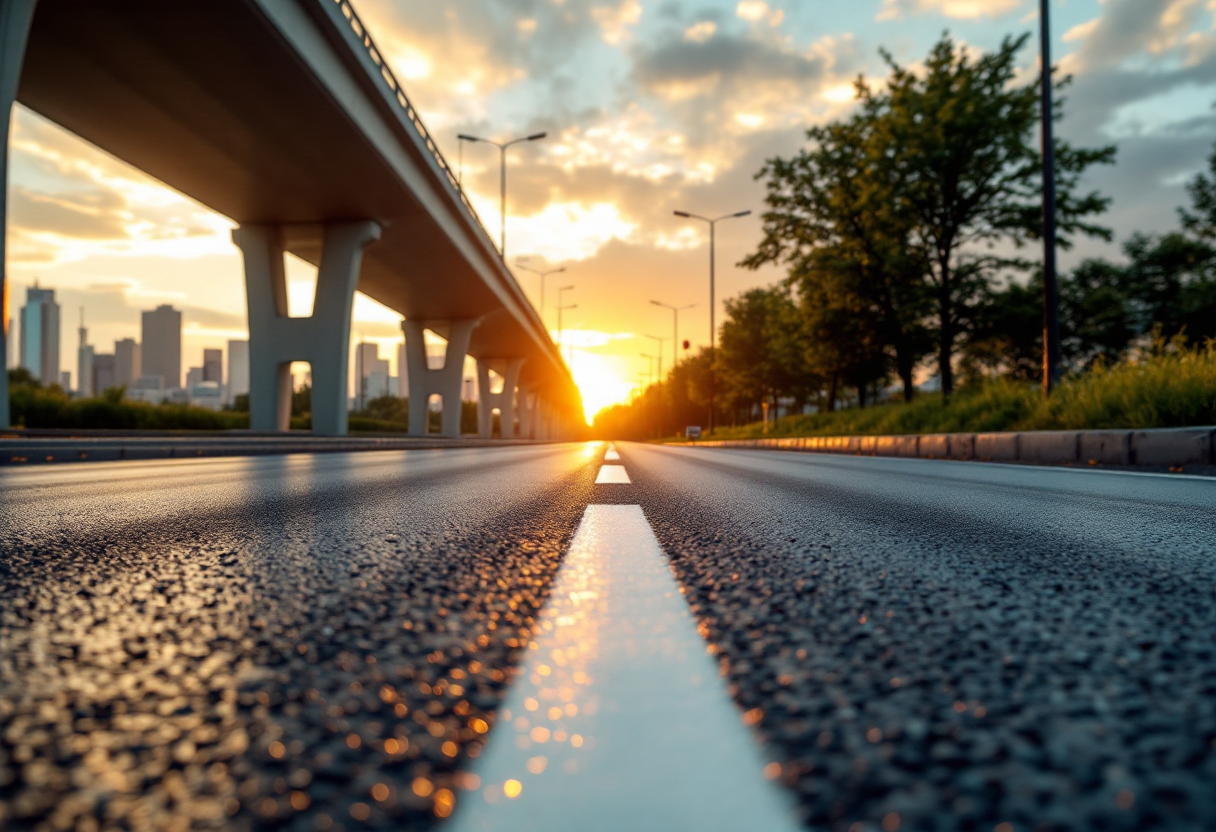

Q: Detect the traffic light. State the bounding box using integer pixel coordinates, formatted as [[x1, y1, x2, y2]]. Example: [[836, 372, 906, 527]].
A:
[[682, 340, 690, 351]]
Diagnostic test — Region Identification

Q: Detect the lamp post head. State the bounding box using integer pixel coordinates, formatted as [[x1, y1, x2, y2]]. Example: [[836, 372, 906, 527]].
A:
[[673, 211, 691, 218], [527, 132, 548, 141], [457, 133, 479, 142], [559, 284, 574, 292], [732, 210, 752, 218]]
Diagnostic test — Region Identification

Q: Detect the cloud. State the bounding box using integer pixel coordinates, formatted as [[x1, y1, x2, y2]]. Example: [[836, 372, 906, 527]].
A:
[[8, 188, 129, 240], [736, 1, 784, 27], [877, 0, 1023, 21]]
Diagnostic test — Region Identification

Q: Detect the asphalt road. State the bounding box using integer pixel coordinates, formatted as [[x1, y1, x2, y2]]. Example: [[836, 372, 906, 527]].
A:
[[1, 444, 1214, 831]]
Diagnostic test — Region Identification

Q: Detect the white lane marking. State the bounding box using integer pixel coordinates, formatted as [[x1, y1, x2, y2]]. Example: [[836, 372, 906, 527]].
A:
[[604, 450, 621, 461], [447, 505, 801, 832], [595, 464, 631, 484]]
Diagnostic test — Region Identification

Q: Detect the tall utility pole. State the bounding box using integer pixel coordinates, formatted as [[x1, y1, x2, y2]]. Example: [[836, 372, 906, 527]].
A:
[[457, 131, 547, 260], [672, 210, 750, 434], [516, 261, 565, 328], [650, 300, 695, 370], [1040, 0, 1062, 397]]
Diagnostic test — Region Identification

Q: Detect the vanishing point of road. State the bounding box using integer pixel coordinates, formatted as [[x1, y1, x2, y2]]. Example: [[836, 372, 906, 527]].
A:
[[1, 444, 1213, 831]]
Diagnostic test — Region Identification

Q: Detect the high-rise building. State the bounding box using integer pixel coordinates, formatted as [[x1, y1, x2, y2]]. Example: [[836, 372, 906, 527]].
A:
[[60, 371, 71, 390], [115, 339, 141, 389], [226, 340, 249, 404], [185, 367, 204, 390], [141, 304, 181, 389], [202, 348, 222, 383], [19, 285, 60, 386], [77, 309, 94, 398], [397, 342, 408, 398], [93, 354, 116, 394]]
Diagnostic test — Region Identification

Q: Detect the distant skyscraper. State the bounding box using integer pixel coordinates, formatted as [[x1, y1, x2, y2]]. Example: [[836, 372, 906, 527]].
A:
[[77, 309, 94, 397], [19, 285, 60, 386], [202, 348, 222, 383], [93, 354, 116, 394], [115, 339, 141, 389], [185, 366, 204, 390], [227, 340, 249, 404], [397, 342, 408, 398], [60, 371, 71, 390], [141, 305, 181, 389]]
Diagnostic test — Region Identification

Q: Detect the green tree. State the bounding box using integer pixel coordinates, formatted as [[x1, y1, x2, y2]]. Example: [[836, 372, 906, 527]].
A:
[[744, 107, 931, 402], [866, 34, 1115, 397]]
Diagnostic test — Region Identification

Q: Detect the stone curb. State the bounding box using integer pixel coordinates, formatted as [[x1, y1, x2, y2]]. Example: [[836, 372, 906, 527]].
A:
[[686, 427, 1216, 471]]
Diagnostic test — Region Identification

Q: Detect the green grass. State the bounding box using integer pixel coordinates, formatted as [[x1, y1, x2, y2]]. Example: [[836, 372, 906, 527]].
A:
[[704, 342, 1216, 441]]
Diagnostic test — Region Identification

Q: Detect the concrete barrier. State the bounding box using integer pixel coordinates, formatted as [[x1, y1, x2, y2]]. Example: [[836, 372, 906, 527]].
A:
[[975, 433, 1019, 462], [920, 434, 949, 459], [1079, 431, 1132, 466], [1130, 428, 1213, 467], [683, 425, 1214, 473], [1018, 431, 1080, 465], [948, 433, 976, 460]]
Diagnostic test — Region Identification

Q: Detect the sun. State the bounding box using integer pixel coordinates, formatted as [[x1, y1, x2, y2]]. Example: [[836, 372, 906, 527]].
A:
[[569, 350, 636, 423]]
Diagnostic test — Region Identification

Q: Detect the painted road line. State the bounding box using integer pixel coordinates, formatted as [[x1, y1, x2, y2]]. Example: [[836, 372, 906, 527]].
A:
[[605, 450, 621, 461], [447, 505, 801, 832], [595, 464, 630, 484]]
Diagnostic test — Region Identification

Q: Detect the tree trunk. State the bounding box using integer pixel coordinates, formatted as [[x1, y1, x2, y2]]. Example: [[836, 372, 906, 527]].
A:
[[858, 383, 868, 409], [895, 342, 915, 403], [937, 255, 954, 400], [827, 372, 839, 412]]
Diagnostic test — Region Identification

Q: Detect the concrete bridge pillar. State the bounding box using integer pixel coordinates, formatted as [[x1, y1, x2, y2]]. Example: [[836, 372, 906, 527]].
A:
[[401, 318, 477, 438], [517, 387, 535, 440], [231, 221, 381, 436], [476, 358, 524, 439], [0, 0, 39, 429]]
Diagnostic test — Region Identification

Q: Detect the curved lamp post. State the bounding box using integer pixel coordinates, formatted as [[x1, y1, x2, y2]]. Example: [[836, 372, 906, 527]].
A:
[[458, 131, 547, 259], [671, 209, 750, 433]]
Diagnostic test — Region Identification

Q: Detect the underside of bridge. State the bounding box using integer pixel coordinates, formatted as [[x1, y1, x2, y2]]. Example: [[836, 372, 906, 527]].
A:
[[0, 0, 582, 436]]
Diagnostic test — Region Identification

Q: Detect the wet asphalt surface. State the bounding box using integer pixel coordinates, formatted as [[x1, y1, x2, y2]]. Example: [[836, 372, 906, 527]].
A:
[[614, 445, 1216, 832], [2, 443, 1215, 831]]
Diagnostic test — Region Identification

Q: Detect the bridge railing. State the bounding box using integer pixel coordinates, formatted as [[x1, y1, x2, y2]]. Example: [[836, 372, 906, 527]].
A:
[[327, 0, 506, 271]]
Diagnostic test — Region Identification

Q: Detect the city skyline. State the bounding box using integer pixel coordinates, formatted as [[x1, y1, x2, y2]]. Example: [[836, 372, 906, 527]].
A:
[[6, 0, 1216, 420]]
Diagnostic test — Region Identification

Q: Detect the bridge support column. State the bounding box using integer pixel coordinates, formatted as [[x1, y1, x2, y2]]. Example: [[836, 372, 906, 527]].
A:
[[0, 0, 39, 429], [476, 358, 524, 439], [232, 221, 381, 436], [517, 387, 535, 440], [402, 318, 477, 438]]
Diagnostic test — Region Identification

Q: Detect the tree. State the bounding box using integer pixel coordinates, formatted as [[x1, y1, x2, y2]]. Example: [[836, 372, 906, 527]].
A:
[[744, 107, 931, 402], [865, 34, 1115, 397], [717, 286, 809, 418], [1181, 142, 1216, 242]]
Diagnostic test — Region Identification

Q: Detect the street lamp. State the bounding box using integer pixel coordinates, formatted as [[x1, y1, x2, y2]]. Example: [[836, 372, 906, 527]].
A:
[[516, 261, 566, 327], [645, 334, 668, 380], [672, 209, 751, 434], [1039, 0, 1061, 398], [457, 131, 548, 260], [650, 300, 696, 369]]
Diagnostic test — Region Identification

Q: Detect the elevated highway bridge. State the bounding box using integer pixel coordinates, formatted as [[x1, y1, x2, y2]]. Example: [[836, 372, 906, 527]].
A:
[[0, 0, 582, 437]]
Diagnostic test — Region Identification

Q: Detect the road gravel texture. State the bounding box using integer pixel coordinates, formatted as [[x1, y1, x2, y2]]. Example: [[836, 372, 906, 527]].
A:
[[0, 448, 597, 831], [2, 443, 1215, 832], [620, 445, 1216, 832]]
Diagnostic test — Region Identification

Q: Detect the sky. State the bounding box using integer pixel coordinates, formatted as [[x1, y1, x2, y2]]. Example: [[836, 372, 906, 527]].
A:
[[6, 0, 1216, 421]]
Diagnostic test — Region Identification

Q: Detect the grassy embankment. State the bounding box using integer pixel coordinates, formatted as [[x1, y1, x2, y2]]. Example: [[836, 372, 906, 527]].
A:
[[706, 342, 1216, 441]]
